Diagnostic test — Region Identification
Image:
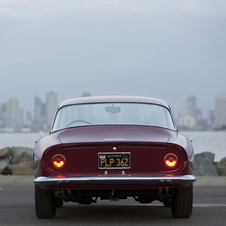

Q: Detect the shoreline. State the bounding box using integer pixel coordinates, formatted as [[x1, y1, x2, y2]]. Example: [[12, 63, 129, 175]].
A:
[[0, 176, 226, 186]]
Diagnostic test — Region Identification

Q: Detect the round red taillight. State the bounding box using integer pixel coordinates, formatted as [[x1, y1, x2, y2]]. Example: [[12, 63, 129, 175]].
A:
[[164, 154, 177, 167], [52, 154, 66, 168]]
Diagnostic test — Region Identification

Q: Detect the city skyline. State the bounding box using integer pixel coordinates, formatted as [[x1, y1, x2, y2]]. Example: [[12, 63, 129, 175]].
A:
[[0, 91, 58, 132], [0, 90, 220, 116], [0, 91, 217, 117], [0, 91, 225, 132]]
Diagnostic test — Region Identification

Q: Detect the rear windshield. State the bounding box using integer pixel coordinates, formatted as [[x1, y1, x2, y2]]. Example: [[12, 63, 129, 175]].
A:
[[52, 103, 176, 132]]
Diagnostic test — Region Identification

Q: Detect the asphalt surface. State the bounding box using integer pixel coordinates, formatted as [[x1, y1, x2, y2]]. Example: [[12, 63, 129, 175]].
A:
[[0, 186, 226, 226]]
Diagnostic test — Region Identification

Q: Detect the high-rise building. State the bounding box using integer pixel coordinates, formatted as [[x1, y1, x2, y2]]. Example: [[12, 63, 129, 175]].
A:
[[0, 103, 7, 127], [33, 97, 46, 130], [6, 96, 22, 129], [46, 91, 58, 128], [177, 96, 197, 130], [215, 93, 226, 130]]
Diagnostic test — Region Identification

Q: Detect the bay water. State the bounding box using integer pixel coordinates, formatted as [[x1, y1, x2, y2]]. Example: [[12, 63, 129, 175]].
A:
[[0, 131, 225, 162]]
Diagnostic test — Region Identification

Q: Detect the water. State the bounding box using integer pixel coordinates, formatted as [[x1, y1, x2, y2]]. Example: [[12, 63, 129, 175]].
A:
[[182, 131, 226, 162], [0, 132, 47, 150], [0, 131, 226, 162]]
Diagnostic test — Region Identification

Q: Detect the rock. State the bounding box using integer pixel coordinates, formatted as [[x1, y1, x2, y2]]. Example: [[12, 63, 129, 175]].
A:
[[5, 161, 34, 176], [216, 157, 226, 176], [221, 169, 226, 176], [1, 166, 12, 175], [18, 152, 32, 163], [0, 159, 10, 174], [0, 147, 34, 175], [0, 147, 10, 159], [9, 147, 34, 164], [194, 152, 219, 176], [200, 152, 215, 163]]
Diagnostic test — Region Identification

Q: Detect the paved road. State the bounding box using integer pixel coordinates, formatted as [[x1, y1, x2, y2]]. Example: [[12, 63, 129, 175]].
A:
[[0, 186, 226, 226]]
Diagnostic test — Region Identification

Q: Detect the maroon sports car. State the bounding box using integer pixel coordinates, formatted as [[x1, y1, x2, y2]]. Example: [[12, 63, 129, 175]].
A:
[[33, 96, 196, 218]]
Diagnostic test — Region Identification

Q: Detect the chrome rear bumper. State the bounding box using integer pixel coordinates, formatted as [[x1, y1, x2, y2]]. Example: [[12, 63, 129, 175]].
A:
[[34, 175, 196, 186]]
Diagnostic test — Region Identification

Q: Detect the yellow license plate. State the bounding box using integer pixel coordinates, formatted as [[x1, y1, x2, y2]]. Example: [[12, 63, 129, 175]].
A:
[[98, 153, 130, 169]]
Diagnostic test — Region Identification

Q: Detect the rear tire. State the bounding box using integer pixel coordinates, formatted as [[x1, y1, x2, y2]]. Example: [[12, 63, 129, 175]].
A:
[[171, 183, 193, 218], [35, 185, 56, 218]]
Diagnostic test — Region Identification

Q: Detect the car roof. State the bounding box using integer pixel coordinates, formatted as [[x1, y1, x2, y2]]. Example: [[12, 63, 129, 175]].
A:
[[58, 96, 170, 110]]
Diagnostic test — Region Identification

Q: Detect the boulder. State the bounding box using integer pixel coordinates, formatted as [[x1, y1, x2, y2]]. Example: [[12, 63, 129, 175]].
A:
[[0, 159, 10, 174], [1, 147, 34, 175], [216, 157, 226, 176], [194, 152, 219, 176], [18, 152, 32, 163], [4, 161, 34, 176], [9, 147, 34, 164], [0, 147, 10, 159]]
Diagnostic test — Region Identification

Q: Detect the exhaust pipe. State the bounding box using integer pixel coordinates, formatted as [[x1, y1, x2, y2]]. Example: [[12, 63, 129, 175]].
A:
[[53, 189, 97, 205], [159, 189, 174, 197], [54, 189, 69, 200], [168, 189, 174, 196]]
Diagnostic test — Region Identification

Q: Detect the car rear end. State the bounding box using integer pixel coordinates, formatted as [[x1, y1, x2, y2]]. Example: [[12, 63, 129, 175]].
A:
[[33, 97, 196, 218], [34, 126, 196, 218]]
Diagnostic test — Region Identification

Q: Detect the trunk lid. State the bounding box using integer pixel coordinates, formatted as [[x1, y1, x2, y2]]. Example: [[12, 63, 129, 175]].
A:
[[57, 125, 171, 144]]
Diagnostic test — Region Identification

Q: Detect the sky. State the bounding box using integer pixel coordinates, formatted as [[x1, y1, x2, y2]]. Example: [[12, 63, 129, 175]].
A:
[[1, 0, 226, 118]]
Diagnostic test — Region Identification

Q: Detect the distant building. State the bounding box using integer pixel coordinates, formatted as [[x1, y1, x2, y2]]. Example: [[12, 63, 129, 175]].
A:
[[178, 96, 197, 130], [46, 91, 58, 128], [0, 103, 7, 127], [33, 97, 46, 131], [5, 96, 22, 130], [81, 91, 91, 97], [209, 110, 215, 125], [24, 110, 32, 127], [215, 93, 226, 130]]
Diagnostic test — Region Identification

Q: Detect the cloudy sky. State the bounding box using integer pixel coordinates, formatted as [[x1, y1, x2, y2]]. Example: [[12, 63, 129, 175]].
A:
[[1, 0, 226, 118]]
